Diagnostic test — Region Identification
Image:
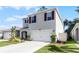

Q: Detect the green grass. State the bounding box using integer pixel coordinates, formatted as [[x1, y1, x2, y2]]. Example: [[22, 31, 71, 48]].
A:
[[35, 39, 79, 53], [35, 44, 79, 53], [65, 39, 76, 44], [0, 41, 18, 47]]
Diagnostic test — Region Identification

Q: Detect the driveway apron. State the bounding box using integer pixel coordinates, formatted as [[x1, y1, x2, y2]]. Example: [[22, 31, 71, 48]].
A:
[[0, 41, 49, 53]]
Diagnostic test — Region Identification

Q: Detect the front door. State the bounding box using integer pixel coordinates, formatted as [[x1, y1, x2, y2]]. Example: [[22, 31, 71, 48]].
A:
[[21, 31, 27, 40]]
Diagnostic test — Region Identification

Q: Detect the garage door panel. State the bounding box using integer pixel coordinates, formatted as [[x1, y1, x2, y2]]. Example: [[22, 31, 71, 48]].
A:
[[4, 32, 11, 39], [31, 30, 52, 42]]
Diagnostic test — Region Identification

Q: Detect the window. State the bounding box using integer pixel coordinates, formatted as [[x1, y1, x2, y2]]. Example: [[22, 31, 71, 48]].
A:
[[44, 11, 54, 21], [29, 17, 31, 24], [47, 12, 52, 20], [26, 20, 28, 23], [32, 16, 36, 23], [23, 18, 27, 23], [25, 20, 27, 23], [26, 18, 29, 23]]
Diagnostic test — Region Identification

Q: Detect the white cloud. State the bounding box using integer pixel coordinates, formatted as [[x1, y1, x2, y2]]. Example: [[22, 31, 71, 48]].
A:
[[2, 6, 39, 11], [0, 24, 22, 30], [10, 24, 22, 27], [4, 6, 22, 10], [0, 7, 4, 10], [8, 6, 34, 10], [0, 25, 5, 28], [14, 15, 27, 19], [6, 14, 27, 22], [11, 6, 22, 10], [0, 15, 24, 29], [24, 6, 34, 10], [6, 17, 17, 22], [5, 6, 22, 10], [0, 25, 8, 30]]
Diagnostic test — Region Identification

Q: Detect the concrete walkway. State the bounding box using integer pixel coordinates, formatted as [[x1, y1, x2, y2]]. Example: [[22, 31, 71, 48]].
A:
[[0, 41, 49, 53]]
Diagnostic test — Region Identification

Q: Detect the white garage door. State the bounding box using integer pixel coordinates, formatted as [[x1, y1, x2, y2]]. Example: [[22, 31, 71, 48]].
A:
[[31, 29, 52, 42], [4, 32, 11, 39]]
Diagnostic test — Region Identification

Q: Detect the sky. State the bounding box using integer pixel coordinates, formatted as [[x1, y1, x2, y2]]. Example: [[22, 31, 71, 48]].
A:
[[0, 6, 78, 30]]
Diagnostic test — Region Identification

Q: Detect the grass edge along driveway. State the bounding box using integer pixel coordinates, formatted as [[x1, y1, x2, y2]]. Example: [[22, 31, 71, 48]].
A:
[[35, 39, 79, 53], [35, 44, 79, 53], [0, 41, 18, 47]]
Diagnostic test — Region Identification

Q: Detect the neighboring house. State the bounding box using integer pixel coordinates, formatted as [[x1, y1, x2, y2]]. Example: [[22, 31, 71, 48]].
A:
[[2, 27, 21, 40], [20, 8, 65, 42], [71, 23, 79, 42]]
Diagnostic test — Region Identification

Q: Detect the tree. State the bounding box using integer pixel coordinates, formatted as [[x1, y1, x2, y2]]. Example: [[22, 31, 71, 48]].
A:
[[64, 19, 69, 27], [10, 26, 21, 42], [11, 26, 16, 39], [38, 6, 47, 11], [75, 7, 79, 14], [73, 18, 79, 23], [64, 7, 79, 32], [64, 7, 79, 39], [64, 19, 73, 27], [64, 18, 79, 39], [64, 19, 72, 30]]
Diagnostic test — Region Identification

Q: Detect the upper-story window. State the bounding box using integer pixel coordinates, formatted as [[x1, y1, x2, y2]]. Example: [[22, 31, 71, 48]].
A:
[[44, 11, 54, 21], [23, 18, 27, 23], [32, 15, 36, 23], [25, 20, 27, 23], [23, 18, 29, 23], [28, 15, 36, 24], [26, 18, 29, 23], [47, 12, 52, 20], [29, 17, 31, 24]]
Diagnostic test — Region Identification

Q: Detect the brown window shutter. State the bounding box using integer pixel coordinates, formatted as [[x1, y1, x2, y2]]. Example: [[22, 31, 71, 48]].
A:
[[44, 13, 47, 21], [29, 17, 31, 24], [52, 11, 54, 20], [34, 16, 36, 22]]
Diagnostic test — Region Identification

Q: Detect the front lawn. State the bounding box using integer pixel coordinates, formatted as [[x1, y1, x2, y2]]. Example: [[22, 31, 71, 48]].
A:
[[35, 44, 79, 53], [65, 39, 76, 44], [0, 41, 18, 47], [35, 39, 79, 53]]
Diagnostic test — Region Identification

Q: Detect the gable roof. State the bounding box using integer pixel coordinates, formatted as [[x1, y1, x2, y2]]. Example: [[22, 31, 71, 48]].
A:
[[27, 8, 56, 16]]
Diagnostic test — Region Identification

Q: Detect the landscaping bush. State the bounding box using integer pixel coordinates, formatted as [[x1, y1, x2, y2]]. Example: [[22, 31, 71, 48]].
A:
[[9, 37, 21, 43], [51, 35, 56, 43]]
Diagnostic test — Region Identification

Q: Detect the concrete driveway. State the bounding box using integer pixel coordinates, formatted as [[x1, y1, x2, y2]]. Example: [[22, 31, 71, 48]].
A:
[[0, 41, 49, 53]]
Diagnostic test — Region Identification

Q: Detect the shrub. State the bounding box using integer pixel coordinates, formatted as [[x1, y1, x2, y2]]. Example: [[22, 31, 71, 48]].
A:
[[51, 35, 56, 43], [9, 37, 21, 43]]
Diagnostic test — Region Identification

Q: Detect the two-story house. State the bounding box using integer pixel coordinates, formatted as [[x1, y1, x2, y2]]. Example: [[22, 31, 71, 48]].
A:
[[20, 8, 64, 42]]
